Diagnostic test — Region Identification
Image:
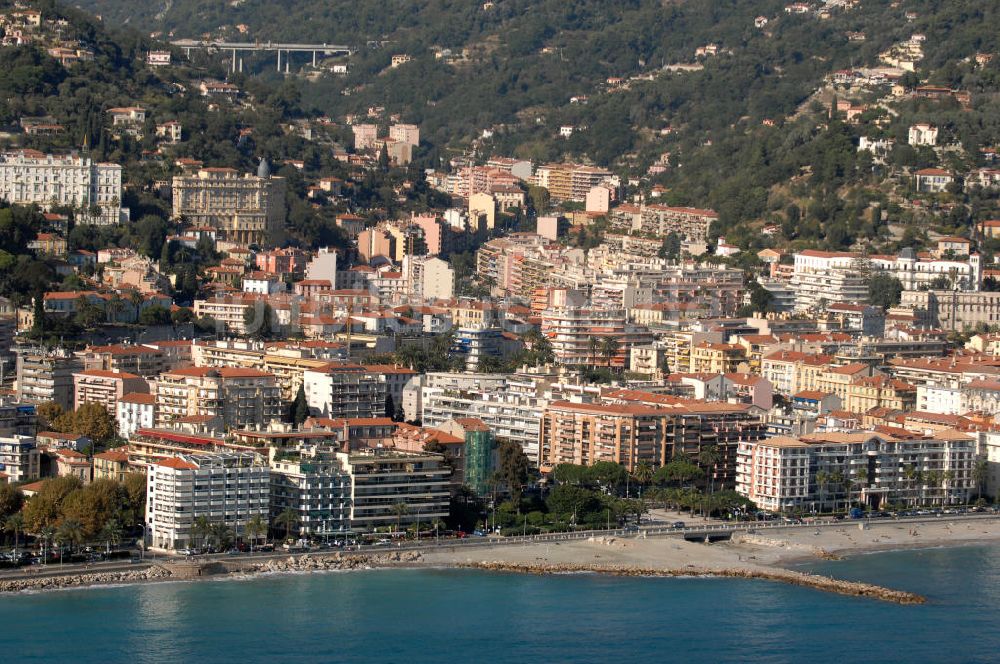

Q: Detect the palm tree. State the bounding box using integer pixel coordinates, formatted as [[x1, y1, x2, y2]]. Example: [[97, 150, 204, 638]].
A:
[[815, 470, 830, 514], [942, 470, 955, 505], [274, 508, 300, 544], [392, 502, 410, 534], [105, 294, 125, 325], [5, 513, 24, 557], [698, 445, 722, 509], [586, 336, 600, 369], [39, 525, 56, 563], [57, 518, 85, 555], [853, 467, 869, 508], [923, 470, 941, 506], [211, 523, 234, 551], [192, 515, 212, 550], [903, 465, 918, 507], [99, 518, 123, 555], [632, 461, 654, 489], [245, 514, 267, 552], [599, 336, 619, 370], [972, 461, 988, 502], [829, 470, 845, 513]]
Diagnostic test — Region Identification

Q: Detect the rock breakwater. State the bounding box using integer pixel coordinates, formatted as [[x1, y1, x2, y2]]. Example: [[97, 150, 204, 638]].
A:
[[0, 565, 171, 593], [460, 561, 926, 604]]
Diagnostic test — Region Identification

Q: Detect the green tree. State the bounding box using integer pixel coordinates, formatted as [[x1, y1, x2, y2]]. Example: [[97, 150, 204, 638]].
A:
[[52, 402, 117, 444], [392, 502, 409, 534], [4, 512, 24, 554], [99, 518, 123, 554], [868, 274, 904, 309], [699, 445, 722, 510], [972, 460, 989, 501], [245, 514, 268, 552], [22, 476, 82, 533], [288, 385, 309, 424], [496, 440, 531, 507], [57, 517, 86, 553], [274, 508, 300, 542], [0, 483, 24, 521], [192, 515, 212, 550]]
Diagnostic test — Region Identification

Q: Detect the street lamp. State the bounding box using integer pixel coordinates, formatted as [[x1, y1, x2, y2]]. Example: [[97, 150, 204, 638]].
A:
[[138, 522, 148, 560]]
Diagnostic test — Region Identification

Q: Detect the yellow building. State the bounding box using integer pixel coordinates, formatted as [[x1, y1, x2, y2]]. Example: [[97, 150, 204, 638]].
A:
[[815, 363, 878, 403], [690, 342, 746, 374], [845, 375, 917, 414]]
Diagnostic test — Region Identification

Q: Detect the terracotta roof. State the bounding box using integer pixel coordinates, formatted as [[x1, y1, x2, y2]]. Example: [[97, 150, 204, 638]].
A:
[[156, 457, 199, 470]]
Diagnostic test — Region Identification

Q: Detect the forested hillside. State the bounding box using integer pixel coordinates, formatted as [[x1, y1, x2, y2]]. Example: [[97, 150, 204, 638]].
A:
[[26, 0, 1000, 265]]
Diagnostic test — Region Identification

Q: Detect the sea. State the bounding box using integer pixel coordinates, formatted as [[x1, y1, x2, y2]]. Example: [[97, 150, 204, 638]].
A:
[[1, 545, 998, 663]]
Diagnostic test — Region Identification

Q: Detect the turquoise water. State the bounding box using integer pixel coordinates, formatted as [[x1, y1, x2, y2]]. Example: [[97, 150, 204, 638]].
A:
[[2, 545, 998, 663]]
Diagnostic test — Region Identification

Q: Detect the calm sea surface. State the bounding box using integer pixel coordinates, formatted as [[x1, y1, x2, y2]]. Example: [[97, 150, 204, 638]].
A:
[[1, 545, 998, 663]]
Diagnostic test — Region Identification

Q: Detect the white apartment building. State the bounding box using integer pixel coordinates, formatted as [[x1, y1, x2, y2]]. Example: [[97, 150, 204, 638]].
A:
[[116, 392, 156, 439], [737, 431, 977, 512], [916, 385, 963, 415], [790, 250, 869, 311], [419, 373, 545, 459], [146, 453, 270, 551], [302, 363, 387, 419], [270, 446, 352, 538], [0, 435, 40, 483], [0, 150, 124, 224], [792, 249, 981, 311], [340, 450, 450, 532], [389, 123, 420, 147], [171, 165, 286, 245], [540, 307, 654, 368], [403, 254, 454, 302], [152, 367, 282, 429]]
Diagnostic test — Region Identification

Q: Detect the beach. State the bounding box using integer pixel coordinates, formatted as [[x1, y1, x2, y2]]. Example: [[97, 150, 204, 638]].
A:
[[3, 516, 1000, 599]]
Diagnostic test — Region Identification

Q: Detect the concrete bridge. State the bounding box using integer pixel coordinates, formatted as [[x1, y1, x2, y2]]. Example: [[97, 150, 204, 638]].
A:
[[170, 39, 354, 73]]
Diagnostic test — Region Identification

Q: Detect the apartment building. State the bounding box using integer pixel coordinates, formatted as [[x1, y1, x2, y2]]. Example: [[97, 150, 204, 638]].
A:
[[419, 373, 545, 460], [0, 399, 38, 437], [171, 165, 286, 245], [146, 453, 270, 551], [844, 375, 917, 414], [302, 363, 387, 420], [737, 431, 977, 512], [790, 250, 869, 311], [270, 445, 352, 538], [340, 449, 451, 532], [93, 448, 131, 482], [116, 392, 156, 439], [690, 342, 747, 374], [73, 369, 148, 413], [0, 150, 124, 224], [0, 435, 40, 483], [539, 401, 676, 472], [540, 307, 654, 368], [153, 367, 282, 430], [532, 163, 613, 202], [79, 343, 169, 377], [15, 347, 84, 410], [636, 205, 718, 243]]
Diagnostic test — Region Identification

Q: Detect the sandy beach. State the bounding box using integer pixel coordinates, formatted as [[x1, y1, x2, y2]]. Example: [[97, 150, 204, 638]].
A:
[[3, 517, 999, 599], [418, 516, 1000, 573]]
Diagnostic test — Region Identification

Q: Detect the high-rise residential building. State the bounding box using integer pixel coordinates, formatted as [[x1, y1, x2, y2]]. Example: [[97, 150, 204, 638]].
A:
[[532, 163, 613, 202], [736, 431, 976, 512], [146, 453, 270, 551], [0, 150, 124, 224], [403, 255, 455, 302], [171, 164, 286, 245], [15, 347, 85, 411], [269, 445, 352, 539], [340, 449, 451, 531], [540, 307, 654, 368], [73, 369, 148, 414], [539, 401, 676, 472], [302, 363, 387, 419], [152, 367, 282, 430], [0, 434, 40, 483]]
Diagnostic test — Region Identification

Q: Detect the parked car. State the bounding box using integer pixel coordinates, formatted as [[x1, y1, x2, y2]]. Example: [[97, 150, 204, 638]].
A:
[[671, 521, 686, 529]]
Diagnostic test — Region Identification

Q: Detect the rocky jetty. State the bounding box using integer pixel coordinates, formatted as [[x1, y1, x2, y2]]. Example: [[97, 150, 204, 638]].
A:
[[0, 566, 171, 593], [235, 550, 423, 575], [460, 561, 926, 605]]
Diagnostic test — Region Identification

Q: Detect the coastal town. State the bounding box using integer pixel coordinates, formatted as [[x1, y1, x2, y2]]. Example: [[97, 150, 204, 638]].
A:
[[0, 0, 998, 607]]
